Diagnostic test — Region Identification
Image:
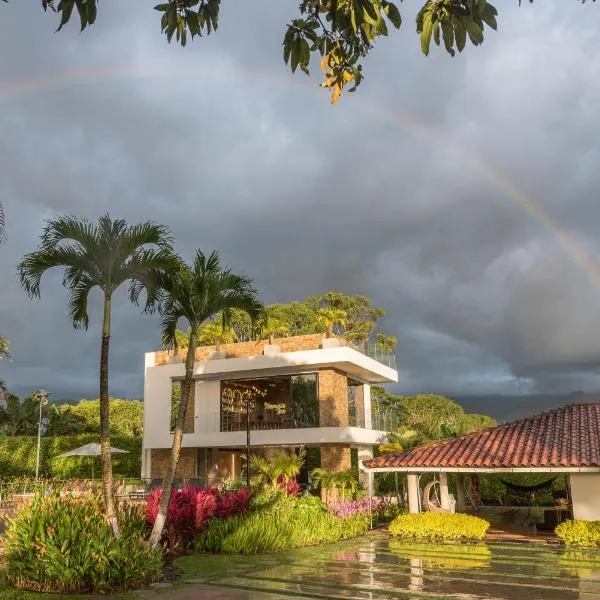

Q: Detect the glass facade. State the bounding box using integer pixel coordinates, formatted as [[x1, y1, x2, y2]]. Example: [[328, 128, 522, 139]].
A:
[[347, 378, 365, 427], [220, 374, 319, 432]]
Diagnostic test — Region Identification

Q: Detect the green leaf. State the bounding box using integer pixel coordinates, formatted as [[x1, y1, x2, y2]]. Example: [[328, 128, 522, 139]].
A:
[[441, 19, 455, 56], [299, 38, 310, 75], [433, 21, 440, 46], [290, 39, 301, 73], [464, 18, 484, 44], [382, 1, 402, 29], [454, 18, 467, 52], [481, 4, 498, 30], [360, 0, 380, 26], [350, 0, 362, 33], [420, 10, 434, 56], [56, 0, 74, 32], [376, 15, 388, 36], [283, 39, 292, 65]]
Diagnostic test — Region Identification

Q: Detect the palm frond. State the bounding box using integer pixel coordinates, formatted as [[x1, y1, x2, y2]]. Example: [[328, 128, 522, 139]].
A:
[[66, 274, 96, 330], [18, 246, 97, 298]]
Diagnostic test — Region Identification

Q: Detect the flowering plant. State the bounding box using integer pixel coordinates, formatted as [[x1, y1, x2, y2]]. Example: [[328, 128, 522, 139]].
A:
[[328, 496, 398, 521], [146, 484, 251, 549]]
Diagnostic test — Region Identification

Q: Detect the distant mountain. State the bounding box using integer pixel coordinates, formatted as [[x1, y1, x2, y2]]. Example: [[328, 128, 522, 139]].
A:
[[449, 392, 600, 423]]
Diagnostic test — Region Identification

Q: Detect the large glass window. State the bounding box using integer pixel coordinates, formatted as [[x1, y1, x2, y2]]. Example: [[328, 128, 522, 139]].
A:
[[347, 379, 365, 427], [220, 374, 318, 432]]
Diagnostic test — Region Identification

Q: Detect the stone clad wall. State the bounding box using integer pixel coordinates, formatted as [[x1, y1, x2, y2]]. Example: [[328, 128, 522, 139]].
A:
[[154, 333, 338, 366], [150, 448, 196, 479], [318, 368, 351, 499], [318, 369, 349, 427]]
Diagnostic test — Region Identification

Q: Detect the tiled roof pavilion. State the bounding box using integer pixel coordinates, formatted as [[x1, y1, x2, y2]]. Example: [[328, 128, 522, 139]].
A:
[[363, 403, 600, 473]]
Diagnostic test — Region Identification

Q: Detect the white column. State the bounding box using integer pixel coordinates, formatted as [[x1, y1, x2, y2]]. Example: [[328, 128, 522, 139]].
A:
[[439, 472, 451, 511], [363, 385, 372, 429], [358, 447, 374, 496], [455, 473, 466, 512], [407, 473, 420, 514]]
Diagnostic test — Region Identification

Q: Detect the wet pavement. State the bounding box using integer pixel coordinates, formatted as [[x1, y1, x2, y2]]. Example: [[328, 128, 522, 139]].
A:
[[167, 534, 600, 600]]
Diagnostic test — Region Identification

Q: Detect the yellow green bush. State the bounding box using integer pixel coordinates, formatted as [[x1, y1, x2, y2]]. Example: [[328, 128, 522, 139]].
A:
[[555, 520, 600, 548], [388, 512, 490, 541]]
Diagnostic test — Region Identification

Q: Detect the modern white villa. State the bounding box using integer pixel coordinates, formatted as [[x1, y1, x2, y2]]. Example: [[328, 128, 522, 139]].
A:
[[141, 334, 398, 490]]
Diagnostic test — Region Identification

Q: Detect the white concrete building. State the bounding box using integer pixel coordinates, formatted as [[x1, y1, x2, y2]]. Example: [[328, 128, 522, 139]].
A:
[[142, 334, 398, 489]]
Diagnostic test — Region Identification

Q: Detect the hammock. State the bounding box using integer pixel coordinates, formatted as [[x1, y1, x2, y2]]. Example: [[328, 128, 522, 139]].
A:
[[495, 476, 557, 494]]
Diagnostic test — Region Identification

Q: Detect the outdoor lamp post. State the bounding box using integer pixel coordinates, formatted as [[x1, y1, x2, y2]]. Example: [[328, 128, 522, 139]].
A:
[[35, 389, 49, 481]]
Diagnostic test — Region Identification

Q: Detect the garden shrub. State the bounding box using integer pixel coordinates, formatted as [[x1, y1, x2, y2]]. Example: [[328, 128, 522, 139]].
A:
[[146, 485, 250, 550], [555, 520, 600, 548], [196, 492, 370, 554], [329, 496, 402, 523], [0, 434, 141, 479], [389, 512, 490, 541], [3, 493, 162, 593]]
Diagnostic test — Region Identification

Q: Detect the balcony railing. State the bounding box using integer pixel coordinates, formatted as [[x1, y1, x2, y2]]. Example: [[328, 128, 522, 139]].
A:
[[348, 342, 397, 370], [220, 408, 319, 432], [369, 411, 400, 432]]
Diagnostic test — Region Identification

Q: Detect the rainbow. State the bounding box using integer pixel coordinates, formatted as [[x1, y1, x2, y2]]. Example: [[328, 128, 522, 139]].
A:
[[2, 62, 598, 290]]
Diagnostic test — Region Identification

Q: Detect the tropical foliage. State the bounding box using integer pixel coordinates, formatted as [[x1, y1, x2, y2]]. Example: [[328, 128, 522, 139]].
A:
[[147, 249, 263, 547], [371, 387, 496, 442], [249, 449, 305, 492], [388, 512, 490, 541], [174, 290, 394, 349], [378, 428, 420, 455], [3, 494, 162, 593], [555, 520, 600, 548], [30, 1, 581, 103], [18, 214, 176, 535], [196, 493, 370, 554], [0, 434, 141, 479], [310, 467, 359, 503], [146, 485, 250, 550]]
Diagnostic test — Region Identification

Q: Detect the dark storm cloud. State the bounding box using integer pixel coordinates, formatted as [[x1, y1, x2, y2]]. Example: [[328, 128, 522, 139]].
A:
[[1, 0, 600, 400]]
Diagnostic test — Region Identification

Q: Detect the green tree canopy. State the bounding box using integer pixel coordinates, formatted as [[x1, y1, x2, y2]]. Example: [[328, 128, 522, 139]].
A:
[[53, 399, 144, 437], [172, 290, 394, 349], [371, 387, 497, 441], [25, 1, 585, 103]]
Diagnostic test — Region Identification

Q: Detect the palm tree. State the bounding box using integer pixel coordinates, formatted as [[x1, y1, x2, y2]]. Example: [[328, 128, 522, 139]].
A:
[[378, 428, 421, 504], [310, 467, 340, 504], [317, 308, 347, 338], [378, 428, 421, 455], [147, 249, 264, 548], [261, 317, 289, 344], [250, 449, 305, 491], [18, 214, 176, 536]]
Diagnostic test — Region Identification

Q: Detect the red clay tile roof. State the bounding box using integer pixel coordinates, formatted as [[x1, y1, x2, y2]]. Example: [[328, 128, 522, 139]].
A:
[[364, 403, 600, 470]]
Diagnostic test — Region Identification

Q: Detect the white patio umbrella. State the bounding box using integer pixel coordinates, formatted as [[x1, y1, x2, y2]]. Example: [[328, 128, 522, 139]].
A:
[[54, 442, 129, 479]]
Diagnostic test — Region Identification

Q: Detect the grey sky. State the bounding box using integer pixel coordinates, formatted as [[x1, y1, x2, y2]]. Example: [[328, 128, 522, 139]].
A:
[[1, 1, 600, 400]]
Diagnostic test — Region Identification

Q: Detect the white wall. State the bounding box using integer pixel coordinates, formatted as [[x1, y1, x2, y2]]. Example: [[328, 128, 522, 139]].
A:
[[570, 473, 600, 520], [142, 347, 393, 450]]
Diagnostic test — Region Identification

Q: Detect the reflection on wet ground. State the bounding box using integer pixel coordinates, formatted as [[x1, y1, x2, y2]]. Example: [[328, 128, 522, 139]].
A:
[[177, 534, 600, 600]]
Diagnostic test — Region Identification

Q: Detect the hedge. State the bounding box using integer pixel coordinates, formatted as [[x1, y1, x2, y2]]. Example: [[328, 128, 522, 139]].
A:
[[388, 512, 490, 541], [555, 520, 600, 548], [0, 435, 141, 479]]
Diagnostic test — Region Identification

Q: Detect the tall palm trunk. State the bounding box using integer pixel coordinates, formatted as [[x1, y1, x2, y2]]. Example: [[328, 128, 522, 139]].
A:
[[149, 331, 197, 548], [100, 294, 119, 537]]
